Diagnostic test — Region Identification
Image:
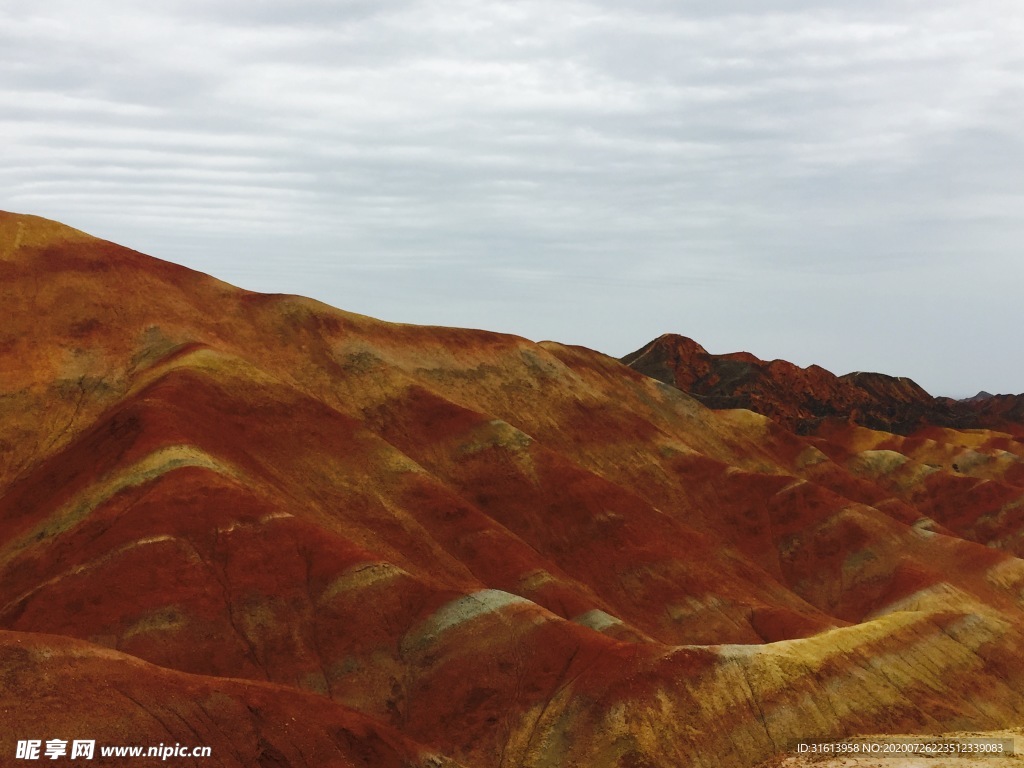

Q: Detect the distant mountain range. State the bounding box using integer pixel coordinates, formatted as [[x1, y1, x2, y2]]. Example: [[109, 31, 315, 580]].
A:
[[2, 210, 1023, 768], [623, 333, 1024, 435]]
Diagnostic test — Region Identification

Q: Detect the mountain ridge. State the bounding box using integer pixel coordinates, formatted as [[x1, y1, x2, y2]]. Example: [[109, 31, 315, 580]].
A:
[[622, 332, 1023, 436]]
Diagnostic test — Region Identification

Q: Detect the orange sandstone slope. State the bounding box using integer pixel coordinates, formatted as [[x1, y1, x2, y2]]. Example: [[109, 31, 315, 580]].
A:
[[2, 211, 1024, 768]]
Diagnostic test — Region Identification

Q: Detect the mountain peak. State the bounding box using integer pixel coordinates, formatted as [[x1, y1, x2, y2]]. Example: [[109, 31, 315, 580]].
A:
[[964, 390, 996, 402], [0, 210, 96, 259]]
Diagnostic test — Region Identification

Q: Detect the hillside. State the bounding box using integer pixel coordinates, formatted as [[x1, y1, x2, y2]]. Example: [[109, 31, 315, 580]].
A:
[[2, 211, 1024, 767]]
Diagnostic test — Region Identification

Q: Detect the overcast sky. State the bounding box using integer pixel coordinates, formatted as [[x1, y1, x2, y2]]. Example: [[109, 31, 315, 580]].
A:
[[3, 0, 1023, 396]]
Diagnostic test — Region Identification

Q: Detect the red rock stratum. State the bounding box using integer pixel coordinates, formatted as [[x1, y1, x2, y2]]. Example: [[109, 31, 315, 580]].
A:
[[2, 211, 1024, 767]]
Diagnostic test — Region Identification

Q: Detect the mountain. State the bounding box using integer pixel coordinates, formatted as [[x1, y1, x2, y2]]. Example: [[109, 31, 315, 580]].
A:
[[622, 333, 1024, 436], [966, 393, 1024, 435], [3, 211, 1024, 767], [965, 391, 997, 403]]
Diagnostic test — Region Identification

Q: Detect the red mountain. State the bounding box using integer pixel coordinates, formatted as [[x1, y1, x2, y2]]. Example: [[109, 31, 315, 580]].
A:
[[3, 212, 1024, 767], [622, 333, 1022, 435]]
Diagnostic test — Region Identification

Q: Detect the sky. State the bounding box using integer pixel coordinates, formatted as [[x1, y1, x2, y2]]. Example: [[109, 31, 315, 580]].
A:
[[3, 0, 1023, 397]]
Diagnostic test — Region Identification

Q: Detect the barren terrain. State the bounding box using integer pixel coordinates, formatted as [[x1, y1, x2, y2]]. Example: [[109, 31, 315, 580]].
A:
[[2, 211, 1023, 767]]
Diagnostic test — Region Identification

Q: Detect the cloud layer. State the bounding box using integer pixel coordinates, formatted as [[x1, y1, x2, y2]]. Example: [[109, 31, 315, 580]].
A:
[[4, 0, 1023, 395]]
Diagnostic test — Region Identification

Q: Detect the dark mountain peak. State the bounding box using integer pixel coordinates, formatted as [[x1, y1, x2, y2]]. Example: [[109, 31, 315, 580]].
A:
[[621, 333, 708, 366], [964, 390, 996, 402]]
